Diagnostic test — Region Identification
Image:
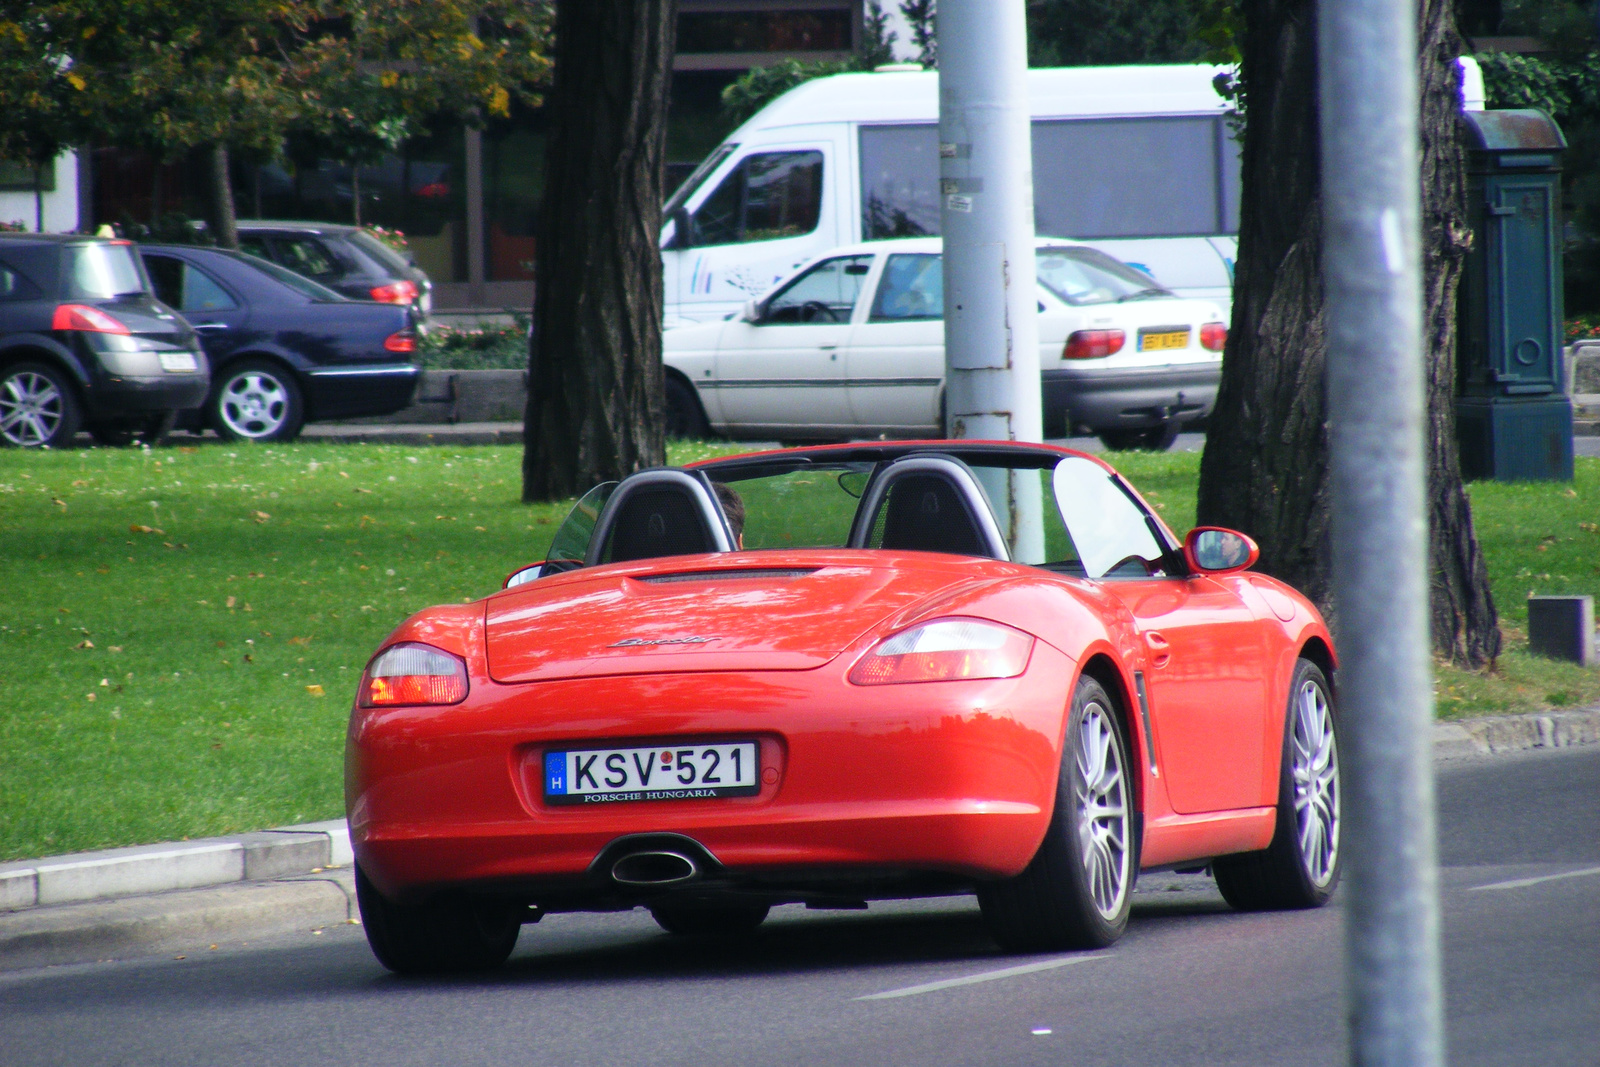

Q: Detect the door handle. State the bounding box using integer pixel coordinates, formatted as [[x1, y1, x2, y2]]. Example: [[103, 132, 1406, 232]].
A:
[[819, 344, 838, 350], [191, 322, 228, 331], [1145, 631, 1171, 668]]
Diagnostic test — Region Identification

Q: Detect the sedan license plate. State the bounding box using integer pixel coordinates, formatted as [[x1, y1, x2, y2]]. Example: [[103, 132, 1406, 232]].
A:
[[544, 741, 759, 805], [1138, 329, 1190, 352], [159, 351, 200, 372]]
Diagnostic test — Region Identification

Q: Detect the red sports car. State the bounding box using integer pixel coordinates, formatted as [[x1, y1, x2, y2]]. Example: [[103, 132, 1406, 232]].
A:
[[345, 441, 1342, 974]]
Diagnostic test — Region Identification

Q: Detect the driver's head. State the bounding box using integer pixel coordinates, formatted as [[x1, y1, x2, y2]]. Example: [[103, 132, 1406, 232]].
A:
[[713, 481, 745, 548]]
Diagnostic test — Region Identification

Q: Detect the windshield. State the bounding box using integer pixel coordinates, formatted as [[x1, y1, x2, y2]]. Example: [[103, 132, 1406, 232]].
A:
[[1035, 246, 1174, 306], [546, 482, 617, 565], [239, 253, 347, 301], [664, 143, 737, 219], [63, 242, 147, 299]]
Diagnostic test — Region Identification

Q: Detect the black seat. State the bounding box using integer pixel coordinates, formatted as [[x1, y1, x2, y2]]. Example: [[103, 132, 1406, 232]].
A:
[[878, 473, 989, 557], [586, 469, 735, 565]]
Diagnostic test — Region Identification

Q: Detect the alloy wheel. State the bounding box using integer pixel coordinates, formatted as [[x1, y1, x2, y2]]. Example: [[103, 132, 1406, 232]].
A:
[[1075, 700, 1131, 919], [0, 371, 65, 447], [1290, 679, 1340, 887], [219, 372, 289, 439]]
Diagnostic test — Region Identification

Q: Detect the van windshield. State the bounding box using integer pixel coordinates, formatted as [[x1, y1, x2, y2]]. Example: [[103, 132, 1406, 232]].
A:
[[665, 143, 736, 219]]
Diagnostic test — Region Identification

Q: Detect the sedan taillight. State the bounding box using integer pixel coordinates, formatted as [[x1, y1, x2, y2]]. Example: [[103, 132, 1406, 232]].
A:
[[1063, 329, 1125, 360], [359, 643, 469, 707], [52, 304, 131, 335], [370, 280, 419, 305], [383, 330, 418, 354], [1200, 322, 1228, 351]]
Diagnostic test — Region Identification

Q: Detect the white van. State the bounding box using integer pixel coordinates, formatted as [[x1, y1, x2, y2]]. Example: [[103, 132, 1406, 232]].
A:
[[660, 61, 1486, 325]]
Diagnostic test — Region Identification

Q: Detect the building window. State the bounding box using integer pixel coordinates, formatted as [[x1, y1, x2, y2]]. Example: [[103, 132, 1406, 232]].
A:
[[677, 11, 853, 54]]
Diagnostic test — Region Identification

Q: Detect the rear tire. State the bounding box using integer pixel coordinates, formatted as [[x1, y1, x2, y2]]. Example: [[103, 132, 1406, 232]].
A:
[[665, 376, 711, 440], [354, 863, 521, 975], [209, 360, 305, 442], [979, 675, 1135, 951], [1097, 423, 1179, 452], [0, 362, 81, 448], [1213, 659, 1342, 910], [650, 897, 770, 937]]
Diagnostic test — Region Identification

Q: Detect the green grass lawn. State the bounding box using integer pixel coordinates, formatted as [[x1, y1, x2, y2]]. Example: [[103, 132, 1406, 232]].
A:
[[0, 441, 1594, 862]]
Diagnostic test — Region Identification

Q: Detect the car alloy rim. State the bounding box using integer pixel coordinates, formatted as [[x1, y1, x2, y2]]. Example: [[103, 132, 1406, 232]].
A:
[[219, 372, 288, 438], [1075, 699, 1130, 919], [1291, 679, 1341, 887], [0, 371, 64, 446]]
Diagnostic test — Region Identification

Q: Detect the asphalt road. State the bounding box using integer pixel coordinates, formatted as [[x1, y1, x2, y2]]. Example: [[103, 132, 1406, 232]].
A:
[[2, 746, 1595, 1067]]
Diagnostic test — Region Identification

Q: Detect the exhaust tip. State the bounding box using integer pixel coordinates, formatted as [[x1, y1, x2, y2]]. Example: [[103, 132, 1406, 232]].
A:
[[611, 850, 699, 886]]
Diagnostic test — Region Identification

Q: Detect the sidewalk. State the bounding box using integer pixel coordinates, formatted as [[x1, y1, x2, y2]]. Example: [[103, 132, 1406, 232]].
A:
[[3, 710, 1596, 973]]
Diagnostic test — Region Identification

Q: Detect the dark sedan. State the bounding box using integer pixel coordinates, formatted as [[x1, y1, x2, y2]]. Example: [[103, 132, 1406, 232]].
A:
[[140, 245, 421, 442], [0, 234, 208, 448], [236, 222, 433, 317]]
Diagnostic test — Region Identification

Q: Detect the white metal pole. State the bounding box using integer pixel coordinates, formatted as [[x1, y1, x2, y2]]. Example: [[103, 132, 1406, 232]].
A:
[[1319, 0, 1446, 1063], [937, 0, 1041, 444]]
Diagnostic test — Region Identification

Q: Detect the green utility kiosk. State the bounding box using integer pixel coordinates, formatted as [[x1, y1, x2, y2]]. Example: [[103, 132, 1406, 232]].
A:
[[1456, 109, 1574, 481]]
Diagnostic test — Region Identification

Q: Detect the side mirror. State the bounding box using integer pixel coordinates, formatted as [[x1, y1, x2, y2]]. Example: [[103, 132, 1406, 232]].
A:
[[1184, 527, 1259, 574], [503, 563, 544, 589], [669, 207, 692, 250], [741, 297, 763, 323]]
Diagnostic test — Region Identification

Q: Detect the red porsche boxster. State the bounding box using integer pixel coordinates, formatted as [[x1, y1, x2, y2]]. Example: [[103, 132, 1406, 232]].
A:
[[345, 441, 1342, 974]]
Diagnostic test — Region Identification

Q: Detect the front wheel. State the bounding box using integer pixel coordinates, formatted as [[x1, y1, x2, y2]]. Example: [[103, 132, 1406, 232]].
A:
[[1213, 659, 1342, 910], [0, 362, 81, 448], [979, 675, 1135, 951], [664, 376, 711, 439], [354, 863, 522, 975], [209, 360, 305, 442]]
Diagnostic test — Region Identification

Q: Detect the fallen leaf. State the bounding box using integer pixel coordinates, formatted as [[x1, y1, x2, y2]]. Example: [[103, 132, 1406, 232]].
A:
[[85, 692, 96, 701], [226, 596, 237, 608], [96, 566, 109, 574], [57, 607, 69, 614], [75, 639, 94, 650], [354, 487, 372, 494], [288, 635, 311, 646], [52, 497, 66, 508], [108, 646, 123, 653], [253, 511, 270, 523], [129, 524, 164, 535], [474, 526, 486, 532], [99, 678, 109, 686], [305, 684, 325, 697], [243, 654, 253, 663]]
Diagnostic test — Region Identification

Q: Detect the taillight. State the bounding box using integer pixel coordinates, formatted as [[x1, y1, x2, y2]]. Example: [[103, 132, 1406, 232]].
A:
[[53, 304, 131, 335], [359, 643, 469, 707], [370, 280, 419, 304], [848, 618, 1034, 685], [1063, 329, 1125, 360], [383, 330, 417, 354], [1200, 322, 1228, 351]]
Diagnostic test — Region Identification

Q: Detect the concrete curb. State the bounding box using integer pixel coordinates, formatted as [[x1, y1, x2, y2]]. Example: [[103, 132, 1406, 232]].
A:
[[0, 871, 356, 972], [0, 820, 350, 914], [1432, 708, 1600, 759]]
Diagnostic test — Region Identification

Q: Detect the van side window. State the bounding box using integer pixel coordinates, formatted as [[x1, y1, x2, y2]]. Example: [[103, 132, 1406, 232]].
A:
[[860, 125, 941, 240], [869, 253, 943, 320], [859, 117, 1244, 241], [693, 151, 823, 247]]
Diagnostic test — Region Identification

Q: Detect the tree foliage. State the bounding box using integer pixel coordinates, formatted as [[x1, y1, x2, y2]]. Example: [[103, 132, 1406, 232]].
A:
[[1029, 0, 1209, 67]]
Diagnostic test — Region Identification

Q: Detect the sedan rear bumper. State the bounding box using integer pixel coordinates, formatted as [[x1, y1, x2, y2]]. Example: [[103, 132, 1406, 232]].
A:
[[1041, 363, 1220, 436], [304, 363, 420, 420]]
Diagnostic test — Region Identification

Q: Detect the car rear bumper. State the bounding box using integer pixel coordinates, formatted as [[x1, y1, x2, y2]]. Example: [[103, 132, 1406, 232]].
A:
[[1041, 363, 1220, 435], [346, 648, 1077, 905], [86, 372, 211, 416], [304, 363, 420, 420]]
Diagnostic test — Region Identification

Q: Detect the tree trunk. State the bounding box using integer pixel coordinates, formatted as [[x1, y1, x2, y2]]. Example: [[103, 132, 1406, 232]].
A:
[[521, 0, 675, 502], [1196, 0, 1500, 666], [206, 144, 239, 250]]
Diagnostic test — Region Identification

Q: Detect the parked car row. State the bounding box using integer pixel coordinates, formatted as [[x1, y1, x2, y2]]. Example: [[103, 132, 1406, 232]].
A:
[[0, 232, 423, 448]]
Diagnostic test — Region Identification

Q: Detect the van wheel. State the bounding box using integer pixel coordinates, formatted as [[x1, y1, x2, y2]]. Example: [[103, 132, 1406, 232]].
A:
[[1098, 424, 1179, 452], [0, 362, 81, 448], [210, 360, 304, 442], [665, 376, 711, 439]]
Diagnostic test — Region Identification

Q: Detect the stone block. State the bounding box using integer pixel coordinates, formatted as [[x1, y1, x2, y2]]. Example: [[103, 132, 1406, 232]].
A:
[[1526, 595, 1596, 667]]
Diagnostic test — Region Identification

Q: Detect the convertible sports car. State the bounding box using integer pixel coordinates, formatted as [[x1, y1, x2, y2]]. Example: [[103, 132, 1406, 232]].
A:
[[346, 441, 1342, 974]]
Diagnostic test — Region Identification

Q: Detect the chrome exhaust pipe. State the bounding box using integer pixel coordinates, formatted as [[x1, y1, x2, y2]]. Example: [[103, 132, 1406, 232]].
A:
[[610, 850, 700, 887]]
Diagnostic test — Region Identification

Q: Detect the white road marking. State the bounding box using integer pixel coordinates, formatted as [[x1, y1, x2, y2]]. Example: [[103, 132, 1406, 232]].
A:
[[1469, 865, 1600, 892], [856, 955, 1103, 1001]]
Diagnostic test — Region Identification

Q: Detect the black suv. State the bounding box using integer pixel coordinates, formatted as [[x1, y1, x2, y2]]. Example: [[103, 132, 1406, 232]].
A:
[[236, 222, 433, 317], [0, 235, 209, 447]]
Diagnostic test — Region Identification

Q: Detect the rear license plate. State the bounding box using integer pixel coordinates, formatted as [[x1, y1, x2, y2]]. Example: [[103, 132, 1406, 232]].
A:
[[159, 351, 200, 372], [544, 741, 760, 805], [1138, 329, 1190, 352]]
